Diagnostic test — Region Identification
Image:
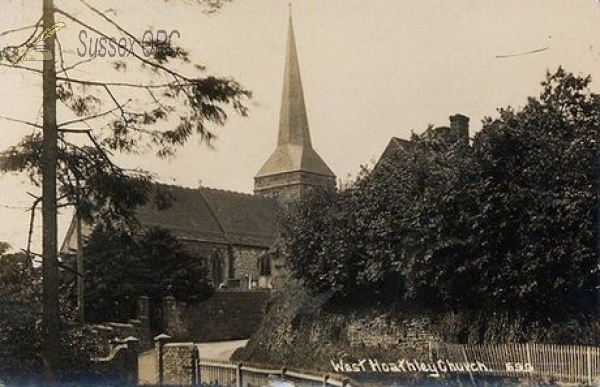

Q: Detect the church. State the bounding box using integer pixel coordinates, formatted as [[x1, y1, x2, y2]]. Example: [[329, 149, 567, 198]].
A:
[[60, 14, 336, 290]]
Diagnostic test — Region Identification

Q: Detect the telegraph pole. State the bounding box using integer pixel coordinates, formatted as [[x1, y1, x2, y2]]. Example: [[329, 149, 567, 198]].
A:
[[42, 0, 61, 381], [77, 211, 85, 324]]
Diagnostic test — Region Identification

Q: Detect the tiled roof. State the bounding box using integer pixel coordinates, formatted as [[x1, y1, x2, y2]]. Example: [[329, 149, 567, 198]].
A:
[[136, 184, 278, 248], [376, 137, 418, 167]]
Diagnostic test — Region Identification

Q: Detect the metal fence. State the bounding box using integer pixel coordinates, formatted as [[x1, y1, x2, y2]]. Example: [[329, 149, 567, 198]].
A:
[[198, 357, 354, 387], [431, 342, 600, 385]]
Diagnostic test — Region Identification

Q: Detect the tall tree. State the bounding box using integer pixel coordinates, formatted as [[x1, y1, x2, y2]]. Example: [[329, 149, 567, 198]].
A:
[[80, 225, 212, 323], [0, 0, 249, 380], [282, 69, 599, 322]]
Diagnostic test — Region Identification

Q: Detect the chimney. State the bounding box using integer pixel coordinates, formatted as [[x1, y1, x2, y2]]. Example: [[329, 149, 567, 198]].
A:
[[449, 114, 469, 145]]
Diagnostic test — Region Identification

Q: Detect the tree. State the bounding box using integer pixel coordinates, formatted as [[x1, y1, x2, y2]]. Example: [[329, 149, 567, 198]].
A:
[[460, 68, 598, 316], [282, 68, 599, 322], [0, 248, 43, 384], [80, 224, 212, 323], [0, 0, 249, 379]]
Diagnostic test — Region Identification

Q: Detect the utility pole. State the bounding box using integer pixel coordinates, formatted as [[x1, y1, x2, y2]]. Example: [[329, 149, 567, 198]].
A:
[[76, 211, 84, 324], [42, 0, 61, 381]]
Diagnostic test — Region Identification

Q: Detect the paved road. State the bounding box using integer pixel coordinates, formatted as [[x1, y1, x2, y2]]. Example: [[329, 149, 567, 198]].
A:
[[138, 339, 249, 384]]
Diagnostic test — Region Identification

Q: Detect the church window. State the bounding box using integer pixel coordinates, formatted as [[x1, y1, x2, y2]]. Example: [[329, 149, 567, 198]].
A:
[[259, 254, 271, 276], [211, 250, 225, 285]]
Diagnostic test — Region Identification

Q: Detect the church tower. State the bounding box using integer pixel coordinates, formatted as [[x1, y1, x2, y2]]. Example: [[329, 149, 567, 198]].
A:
[[254, 13, 336, 200]]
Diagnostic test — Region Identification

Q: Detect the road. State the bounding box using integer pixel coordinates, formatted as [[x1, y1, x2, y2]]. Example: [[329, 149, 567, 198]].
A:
[[138, 339, 248, 384]]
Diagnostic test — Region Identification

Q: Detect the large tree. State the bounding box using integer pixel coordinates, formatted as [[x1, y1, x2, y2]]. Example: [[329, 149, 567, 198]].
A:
[[0, 0, 249, 380], [80, 225, 212, 323], [282, 68, 599, 321]]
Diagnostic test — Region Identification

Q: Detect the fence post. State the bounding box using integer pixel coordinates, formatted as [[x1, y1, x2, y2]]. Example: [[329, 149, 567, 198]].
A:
[[281, 366, 287, 380], [236, 362, 243, 387], [526, 343, 532, 380], [323, 374, 330, 387], [429, 341, 433, 361], [461, 346, 476, 387], [588, 346, 592, 386], [123, 336, 140, 386], [154, 333, 171, 385], [192, 345, 199, 386]]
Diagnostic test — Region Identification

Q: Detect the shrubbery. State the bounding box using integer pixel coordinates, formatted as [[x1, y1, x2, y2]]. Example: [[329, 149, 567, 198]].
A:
[[282, 68, 599, 322], [70, 224, 213, 323]]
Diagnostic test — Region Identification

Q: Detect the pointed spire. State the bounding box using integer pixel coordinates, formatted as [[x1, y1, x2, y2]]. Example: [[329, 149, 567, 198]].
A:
[[278, 10, 311, 148], [254, 10, 336, 198]]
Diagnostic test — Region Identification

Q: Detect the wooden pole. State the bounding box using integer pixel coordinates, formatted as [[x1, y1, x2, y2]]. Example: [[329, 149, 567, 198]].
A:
[[76, 212, 84, 324], [41, 0, 60, 381]]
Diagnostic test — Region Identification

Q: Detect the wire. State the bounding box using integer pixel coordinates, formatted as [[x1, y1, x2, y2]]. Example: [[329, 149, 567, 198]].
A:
[[496, 47, 550, 59]]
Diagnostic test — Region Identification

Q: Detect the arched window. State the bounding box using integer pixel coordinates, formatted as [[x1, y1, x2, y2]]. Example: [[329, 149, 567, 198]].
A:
[[211, 250, 224, 285], [258, 254, 271, 276]]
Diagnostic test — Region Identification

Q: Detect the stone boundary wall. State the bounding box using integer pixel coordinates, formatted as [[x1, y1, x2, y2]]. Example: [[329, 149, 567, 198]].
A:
[[158, 341, 198, 386], [345, 315, 439, 351], [89, 296, 152, 352], [90, 337, 139, 386], [234, 288, 444, 369], [162, 291, 272, 341]]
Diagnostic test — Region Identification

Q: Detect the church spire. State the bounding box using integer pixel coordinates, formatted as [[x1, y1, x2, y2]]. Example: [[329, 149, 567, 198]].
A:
[[278, 11, 311, 148], [254, 11, 336, 200]]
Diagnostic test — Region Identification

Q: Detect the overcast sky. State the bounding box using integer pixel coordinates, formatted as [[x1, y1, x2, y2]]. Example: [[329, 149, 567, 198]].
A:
[[1, 0, 600, 251]]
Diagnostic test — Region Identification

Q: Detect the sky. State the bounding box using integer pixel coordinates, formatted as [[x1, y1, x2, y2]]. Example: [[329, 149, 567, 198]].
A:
[[1, 0, 600, 252]]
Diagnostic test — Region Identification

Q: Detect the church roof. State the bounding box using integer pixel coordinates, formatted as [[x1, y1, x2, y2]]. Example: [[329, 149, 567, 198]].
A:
[[136, 185, 278, 247], [255, 13, 335, 179], [255, 144, 335, 178], [60, 184, 279, 255]]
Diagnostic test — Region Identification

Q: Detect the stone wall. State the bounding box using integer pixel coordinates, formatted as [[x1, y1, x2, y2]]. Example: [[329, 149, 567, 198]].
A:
[[181, 241, 270, 288], [233, 287, 442, 370], [163, 296, 189, 339], [90, 337, 139, 386], [158, 342, 198, 386], [161, 291, 272, 342], [231, 245, 267, 285], [346, 315, 438, 351], [188, 291, 271, 342], [89, 296, 152, 352]]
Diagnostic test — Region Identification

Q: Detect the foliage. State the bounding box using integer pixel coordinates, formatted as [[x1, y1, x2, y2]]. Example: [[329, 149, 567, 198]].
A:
[[0, 248, 42, 382], [0, 246, 103, 384], [79, 224, 212, 322], [0, 0, 250, 226], [282, 68, 599, 321]]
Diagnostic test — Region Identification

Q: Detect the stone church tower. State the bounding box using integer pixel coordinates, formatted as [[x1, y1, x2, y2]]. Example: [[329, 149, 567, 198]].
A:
[[254, 14, 336, 200]]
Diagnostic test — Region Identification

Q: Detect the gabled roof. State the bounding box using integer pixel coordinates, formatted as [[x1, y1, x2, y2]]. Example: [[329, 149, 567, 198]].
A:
[[136, 185, 278, 248], [378, 137, 418, 163], [60, 184, 279, 255]]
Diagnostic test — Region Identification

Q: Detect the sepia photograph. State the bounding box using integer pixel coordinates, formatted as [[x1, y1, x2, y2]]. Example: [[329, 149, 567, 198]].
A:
[[1, 0, 600, 386]]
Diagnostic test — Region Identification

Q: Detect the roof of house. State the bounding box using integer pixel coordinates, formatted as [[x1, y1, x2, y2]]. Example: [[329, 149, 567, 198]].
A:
[[378, 137, 418, 163], [60, 184, 279, 255]]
